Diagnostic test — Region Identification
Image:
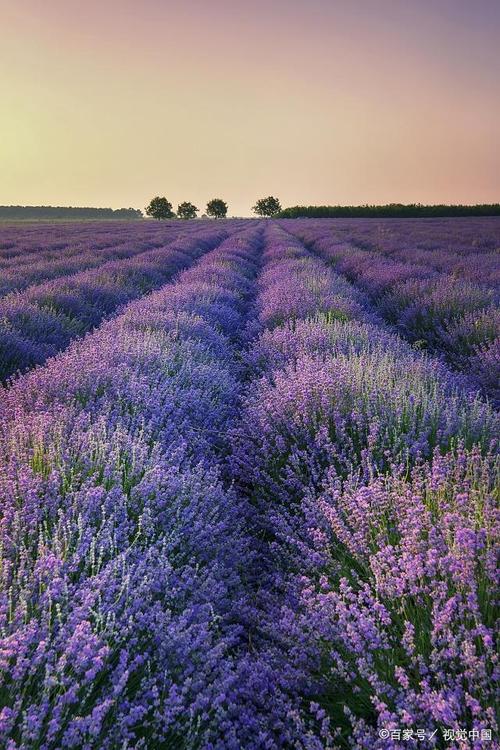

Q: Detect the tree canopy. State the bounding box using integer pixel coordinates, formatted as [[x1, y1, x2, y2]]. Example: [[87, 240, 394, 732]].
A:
[[278, 203, 500, 219], [0, 206, 142, 220], [177, 202, 198, 220], [145, 197, 175, 220], [206, 198, 228, 219], [253, 196, 282, 217]]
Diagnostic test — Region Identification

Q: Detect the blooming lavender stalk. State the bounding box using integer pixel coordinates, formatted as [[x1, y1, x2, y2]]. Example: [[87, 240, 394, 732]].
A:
[[285, 447, 499, 748]]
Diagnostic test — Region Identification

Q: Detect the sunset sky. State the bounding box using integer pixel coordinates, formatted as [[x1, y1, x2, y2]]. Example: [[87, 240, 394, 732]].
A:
[[1, 0, 499, 216]]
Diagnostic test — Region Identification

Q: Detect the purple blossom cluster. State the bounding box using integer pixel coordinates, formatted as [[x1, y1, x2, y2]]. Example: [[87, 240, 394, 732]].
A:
[[291, 447, 499, 748], [285, 218, 500, 403], [0, 219, 498, 749]]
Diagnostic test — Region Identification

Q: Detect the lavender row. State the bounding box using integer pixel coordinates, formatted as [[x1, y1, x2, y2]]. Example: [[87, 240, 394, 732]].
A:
[[0, 222, 227, 296], [0, 236, 160, 297], [0, 220, 181, 263], [0, 227, 265, 748], [228, 225, 499, 748], [367, 217, 500, 287], [287, 221, 500, 404], [285, 217, 500, 286], [0, 222, 144, 267], [0, 226, 241, 382]]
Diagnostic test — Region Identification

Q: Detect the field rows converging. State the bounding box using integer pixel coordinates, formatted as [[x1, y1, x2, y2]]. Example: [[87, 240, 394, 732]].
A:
[[0, 222, 163, 270], [0, 224, 266, 748], [0, 219, 498, 750], [284, 219, 500, 404], [284, 217, 500, 286], [0, 221, 195, 264], [226, 224, 498, 748], [0, 221, 230, 293], [0, 222, 251, 382], [0, 233, 165, 297]]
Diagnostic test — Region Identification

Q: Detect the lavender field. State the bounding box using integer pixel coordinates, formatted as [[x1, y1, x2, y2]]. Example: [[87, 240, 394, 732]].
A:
[[0, 218, 498, 749]]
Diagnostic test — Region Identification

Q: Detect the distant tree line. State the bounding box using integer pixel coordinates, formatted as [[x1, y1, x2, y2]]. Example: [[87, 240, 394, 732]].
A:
[[145, 197, 229, 220], [4, 201, 499, 222], [278, 203, 500, 219], [0, 206, 143, 220], [146, 198, 500, 220], [146, 195, 282, 219]]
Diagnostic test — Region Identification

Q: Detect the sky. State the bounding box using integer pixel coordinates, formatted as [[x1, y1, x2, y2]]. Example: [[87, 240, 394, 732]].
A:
[[1, 0, 499, 216]]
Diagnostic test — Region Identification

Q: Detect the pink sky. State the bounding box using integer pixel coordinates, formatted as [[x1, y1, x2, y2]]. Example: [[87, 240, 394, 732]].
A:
[[1, 0, 499, 215]]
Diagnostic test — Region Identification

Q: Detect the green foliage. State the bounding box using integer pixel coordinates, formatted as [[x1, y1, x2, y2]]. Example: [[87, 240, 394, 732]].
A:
[[253, 196, 282, 217], [0, 206, 143, 220], [278, 203, 500, 218], [177, 201, 198, 220], [145, 196, 175, 220], [206, 198, 228, 219]]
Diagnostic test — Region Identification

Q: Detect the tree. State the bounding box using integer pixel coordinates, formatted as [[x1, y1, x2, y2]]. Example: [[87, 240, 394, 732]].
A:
[[145, 196, 175, 220], [252, 196, 282, 217], [206, 198, 228, 218], [177, 201, 198, 220]]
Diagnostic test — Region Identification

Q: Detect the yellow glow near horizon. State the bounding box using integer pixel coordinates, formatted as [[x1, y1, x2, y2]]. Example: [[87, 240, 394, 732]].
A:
[[1, 0, 499, 215]]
